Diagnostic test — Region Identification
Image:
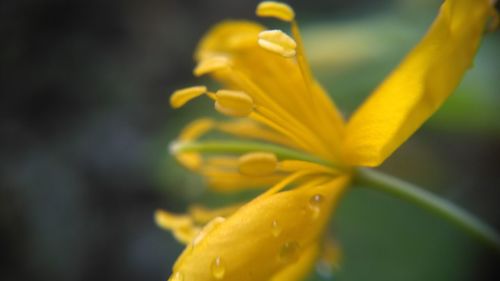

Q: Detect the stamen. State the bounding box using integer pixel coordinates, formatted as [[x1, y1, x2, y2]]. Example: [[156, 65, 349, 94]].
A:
[[155, 209, 201, 244], [258, 170, 313, 198], [279, 160, 340, 174], [288, 20, 340, 156], [214, 90, 254, 117], [290, 22, 313, 85], [171, 140, 333, 167], [238, 152, 278, 176], [179, 118, 215, 141], [258, 30, 297, 58], [256, 1, 295, 22], [203, 169, 284, 192], [155, 209, 192, 229], [170, 86, 207, 108], [217, 119, 296, 148], [205, 156, 239, 169], [217, 67, 333, 156], [172, 118, 215, 170], [175, 153, 203, 171], [194, 56, 231, 77]]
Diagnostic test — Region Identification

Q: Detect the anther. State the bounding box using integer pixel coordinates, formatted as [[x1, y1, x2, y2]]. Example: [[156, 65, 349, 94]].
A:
[[256, 1, 295, 22], [194, 56, 231, 77], [214, 90, 254, 117], [179, 118, 215, 141], [258, 30, 297, 58], [170, 86, 207, 108], [238, 152, 278, 176], [154, 209, 192, 230]]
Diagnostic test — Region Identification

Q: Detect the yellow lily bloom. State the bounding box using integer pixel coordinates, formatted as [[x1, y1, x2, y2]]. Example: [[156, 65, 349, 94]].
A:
[[162, 1, 497, 280]]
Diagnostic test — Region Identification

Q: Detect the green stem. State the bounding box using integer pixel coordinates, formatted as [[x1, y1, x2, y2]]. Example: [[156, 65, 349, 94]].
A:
[[171, 140, 334, 167], [355, 168, 500, 251]]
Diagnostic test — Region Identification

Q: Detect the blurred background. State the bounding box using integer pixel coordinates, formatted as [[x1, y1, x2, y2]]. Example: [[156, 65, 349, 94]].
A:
[[1, 0, 499, 280]]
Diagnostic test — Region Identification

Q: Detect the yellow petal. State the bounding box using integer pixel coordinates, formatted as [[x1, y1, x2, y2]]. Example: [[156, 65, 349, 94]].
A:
[[168, 176, 350, 281], [195, 21, 265, 61], [343, 0, 496, 166]]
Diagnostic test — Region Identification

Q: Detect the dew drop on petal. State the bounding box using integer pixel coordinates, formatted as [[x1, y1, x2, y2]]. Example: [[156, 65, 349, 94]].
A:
[[271, 220, 282, 237], [211, 256, 226, 280], [279, 241, 300, 263], [308, 194, 324, 219]]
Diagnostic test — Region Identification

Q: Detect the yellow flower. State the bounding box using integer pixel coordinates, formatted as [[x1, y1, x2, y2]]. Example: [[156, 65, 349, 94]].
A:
[[160, 1, 497, 280]]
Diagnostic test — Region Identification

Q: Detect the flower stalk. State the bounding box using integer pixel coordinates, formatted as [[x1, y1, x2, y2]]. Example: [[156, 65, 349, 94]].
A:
[[355, 168, 500, 251], [171, 140, 335, 167]]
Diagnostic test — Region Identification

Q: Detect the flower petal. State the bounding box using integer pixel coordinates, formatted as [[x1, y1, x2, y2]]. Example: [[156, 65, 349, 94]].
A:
[[168, 176, 349, 281], [343, 0, 496, 167]]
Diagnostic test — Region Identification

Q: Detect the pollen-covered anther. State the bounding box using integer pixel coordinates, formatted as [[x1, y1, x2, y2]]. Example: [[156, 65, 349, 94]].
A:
[[194, 56, 231, 77], [170, 86, 207, 108], [256, 1, 295, 22], [214, 90, 254, 117], [258, 30, 297, 58], [238, 152, 278, 176]]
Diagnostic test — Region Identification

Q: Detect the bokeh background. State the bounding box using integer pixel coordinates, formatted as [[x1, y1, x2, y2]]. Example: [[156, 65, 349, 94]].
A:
[[1, 0, 499, 280]]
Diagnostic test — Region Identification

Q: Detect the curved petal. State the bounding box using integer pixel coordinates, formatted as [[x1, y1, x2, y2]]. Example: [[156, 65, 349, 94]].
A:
[[343, 0, 496, 167], [168, 176, 350, 281]]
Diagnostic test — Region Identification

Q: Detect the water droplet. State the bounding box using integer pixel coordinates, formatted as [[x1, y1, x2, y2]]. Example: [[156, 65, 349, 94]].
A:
[[279, 241, 300, 263], [308, 194, 324, 219], [170, 272, 183, 281], [271, 220, 282, 237], [309, 194, 324, 205], [211, 256, 226, 280]]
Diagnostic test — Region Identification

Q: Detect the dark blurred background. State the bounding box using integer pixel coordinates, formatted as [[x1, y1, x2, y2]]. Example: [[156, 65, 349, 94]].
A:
[[1, 0, 499, 281]]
